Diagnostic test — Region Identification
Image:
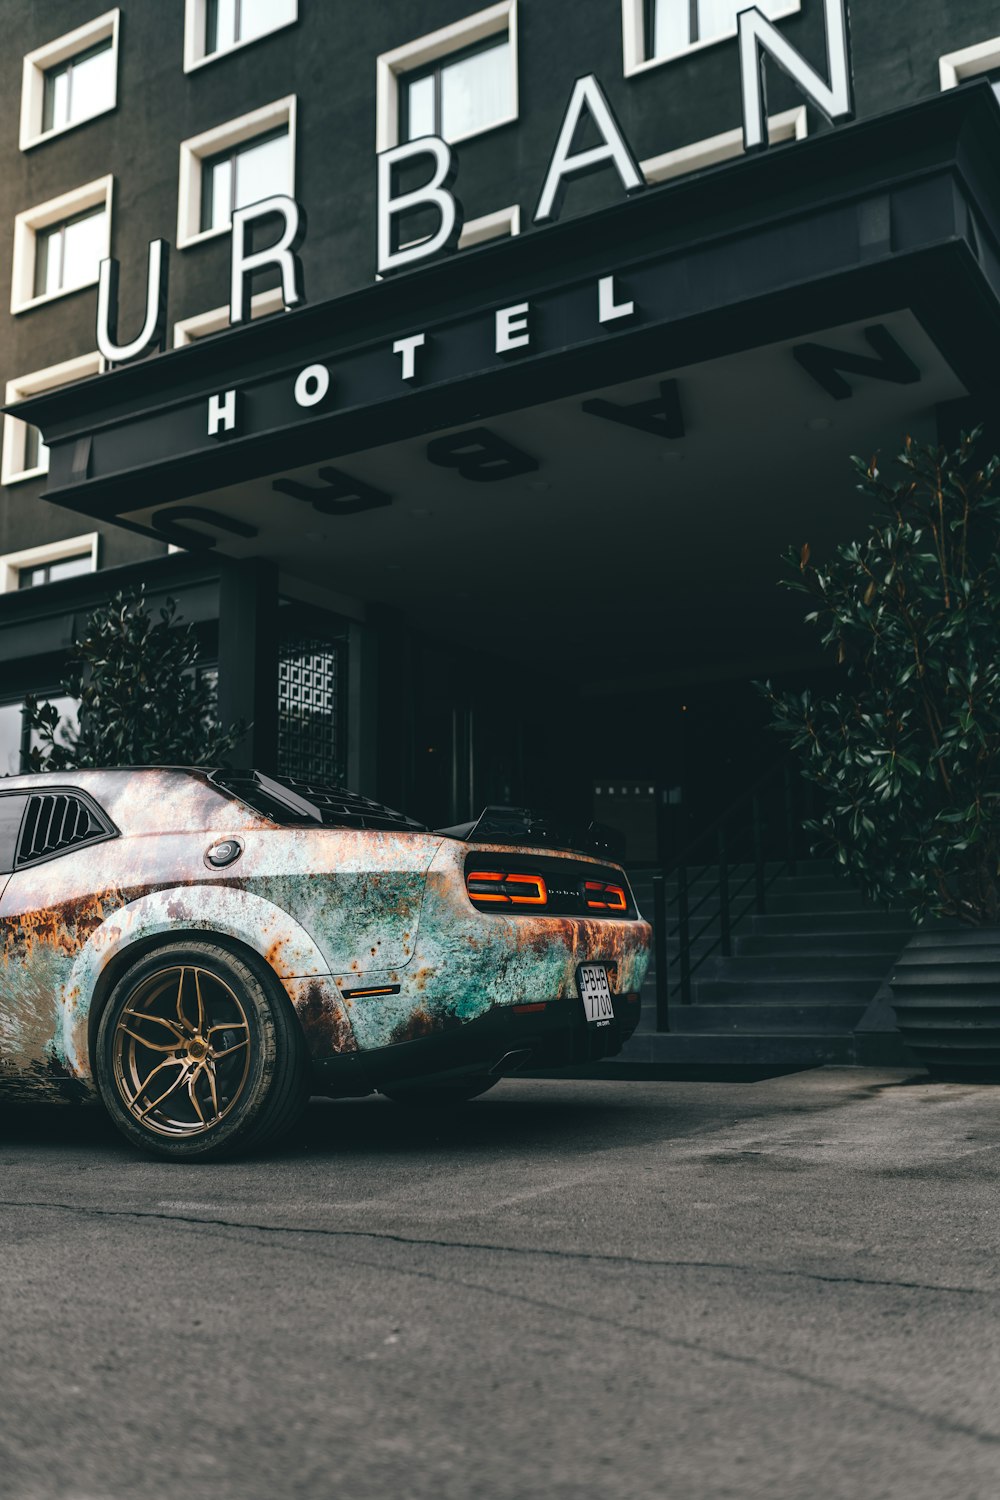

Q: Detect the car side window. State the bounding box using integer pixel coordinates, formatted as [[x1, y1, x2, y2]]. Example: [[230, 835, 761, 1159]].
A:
[[13, 790, 116, 868], [0, 794, 28, 876]]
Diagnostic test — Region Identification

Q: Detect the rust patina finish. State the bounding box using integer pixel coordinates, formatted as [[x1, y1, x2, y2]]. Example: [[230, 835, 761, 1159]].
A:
[[0, 769, 651, 1101]]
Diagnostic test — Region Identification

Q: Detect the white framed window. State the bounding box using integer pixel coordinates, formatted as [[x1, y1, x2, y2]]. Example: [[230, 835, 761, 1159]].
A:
[[19, 555, 94, 589], [939, 37, 1000, 93], [10, 177, 113, 314], [184, 0, 298, 72], [623, 0, 801, 75], [177, 96, 296, 248], [28, 694, 81, 763], [3, 354, 104, 485], [387, 205, 520, 275], [20, 9, 120, 150], [641, 105, 806, 183], [173, 286, 286, 345], [376, 1, 518, 151], [0, 689, 81, 772], [0, 701, 24, 775], [0, 534, 99, 593], [458, 204, 520, 248]]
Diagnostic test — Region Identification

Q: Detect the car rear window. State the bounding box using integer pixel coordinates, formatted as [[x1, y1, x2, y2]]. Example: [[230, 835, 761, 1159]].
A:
[[211, 771, 428, 832]]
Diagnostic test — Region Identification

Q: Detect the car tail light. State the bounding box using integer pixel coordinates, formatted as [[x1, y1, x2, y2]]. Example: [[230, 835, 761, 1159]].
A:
[[583, 879, 628, 912], [467, 870, 548, 909]]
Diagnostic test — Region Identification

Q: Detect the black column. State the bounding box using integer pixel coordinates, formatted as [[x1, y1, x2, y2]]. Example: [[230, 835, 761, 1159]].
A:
[[217, 558, 278, 771], [346, 622, 379, 797], [372, 606, 417, 814]]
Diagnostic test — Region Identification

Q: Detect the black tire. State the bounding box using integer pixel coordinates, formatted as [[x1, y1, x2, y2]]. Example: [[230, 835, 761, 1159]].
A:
[[379, 1075, 499, 1108], [95, 939, 309, 1161]]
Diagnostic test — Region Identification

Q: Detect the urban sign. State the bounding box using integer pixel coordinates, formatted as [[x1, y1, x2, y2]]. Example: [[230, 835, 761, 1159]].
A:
[[96, 0, 854, 367]]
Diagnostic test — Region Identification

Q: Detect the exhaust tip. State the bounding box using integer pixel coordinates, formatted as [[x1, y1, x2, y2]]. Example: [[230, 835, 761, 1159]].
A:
[[489, 1048, 534, 1078]]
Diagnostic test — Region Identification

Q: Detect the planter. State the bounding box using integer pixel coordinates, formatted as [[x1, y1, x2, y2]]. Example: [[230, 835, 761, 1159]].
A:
[[890, 929, 1000, 1080]]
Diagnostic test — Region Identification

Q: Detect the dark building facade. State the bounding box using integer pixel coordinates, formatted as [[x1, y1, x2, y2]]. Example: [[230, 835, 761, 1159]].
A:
[[4, 0, 1000, 856]]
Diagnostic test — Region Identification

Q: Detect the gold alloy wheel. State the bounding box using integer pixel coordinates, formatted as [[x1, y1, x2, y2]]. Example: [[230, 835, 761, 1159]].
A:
[[112, 965, 252, 1137]]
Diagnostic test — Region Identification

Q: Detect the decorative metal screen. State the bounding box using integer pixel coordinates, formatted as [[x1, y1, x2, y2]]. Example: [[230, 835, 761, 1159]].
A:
[[277, 635, 346, 785]]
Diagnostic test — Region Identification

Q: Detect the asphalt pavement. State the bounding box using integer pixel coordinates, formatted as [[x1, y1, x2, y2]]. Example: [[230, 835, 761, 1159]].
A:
[[1, 1067, 998, 1500]]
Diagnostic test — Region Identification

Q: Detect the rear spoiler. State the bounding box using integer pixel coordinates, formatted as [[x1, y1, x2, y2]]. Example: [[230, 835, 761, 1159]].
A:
[[435, 805, 626, 862]]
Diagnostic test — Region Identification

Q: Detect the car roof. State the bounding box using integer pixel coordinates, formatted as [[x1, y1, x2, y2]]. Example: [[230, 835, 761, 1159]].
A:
[[0, 766, 215, 790], [0, 767, 257, 837], [0, 768, 432, 838]]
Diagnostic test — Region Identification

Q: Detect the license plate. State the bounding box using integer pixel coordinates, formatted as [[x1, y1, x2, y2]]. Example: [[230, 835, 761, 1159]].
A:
[[578, 965, 615, 1026]]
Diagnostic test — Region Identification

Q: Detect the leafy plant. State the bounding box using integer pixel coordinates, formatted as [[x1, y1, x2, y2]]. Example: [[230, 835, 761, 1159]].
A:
[[761, 430, 1000, 925], [24, 587, 245, 771]]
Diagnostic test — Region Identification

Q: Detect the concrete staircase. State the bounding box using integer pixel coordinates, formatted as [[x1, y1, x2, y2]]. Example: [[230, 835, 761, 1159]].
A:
[[621, 860, 913, 1066]]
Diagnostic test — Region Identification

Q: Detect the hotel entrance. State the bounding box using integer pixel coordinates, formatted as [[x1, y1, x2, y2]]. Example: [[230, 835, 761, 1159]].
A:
[[300, 305, 968, 859]]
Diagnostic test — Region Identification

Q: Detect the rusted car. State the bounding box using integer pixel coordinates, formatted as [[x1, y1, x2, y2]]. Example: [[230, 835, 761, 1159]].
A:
[[0, 768, 650, 1159]]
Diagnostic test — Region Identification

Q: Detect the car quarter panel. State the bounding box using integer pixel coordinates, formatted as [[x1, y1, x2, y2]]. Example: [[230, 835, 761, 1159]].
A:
[[84, 769, 446, 981], [340, 838, 652, 1052], [234, 828, 445, 975]]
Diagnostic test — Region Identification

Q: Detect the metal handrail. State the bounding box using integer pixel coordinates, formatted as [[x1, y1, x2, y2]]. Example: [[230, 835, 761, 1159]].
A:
[[651, 758, 808, 1032]]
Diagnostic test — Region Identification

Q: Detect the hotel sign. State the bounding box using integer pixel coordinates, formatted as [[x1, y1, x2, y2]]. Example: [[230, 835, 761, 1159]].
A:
[[95, 0, 854, 367], [63, 231, 924, 552]]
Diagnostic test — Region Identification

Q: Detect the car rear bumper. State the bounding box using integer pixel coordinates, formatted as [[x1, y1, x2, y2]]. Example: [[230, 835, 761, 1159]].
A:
[[311, 991, 642, 1096]]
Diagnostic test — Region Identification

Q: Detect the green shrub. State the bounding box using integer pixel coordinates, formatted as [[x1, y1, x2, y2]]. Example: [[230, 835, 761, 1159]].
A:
[[24, 587, 244, 771], [762, 431, 1000, 925]]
